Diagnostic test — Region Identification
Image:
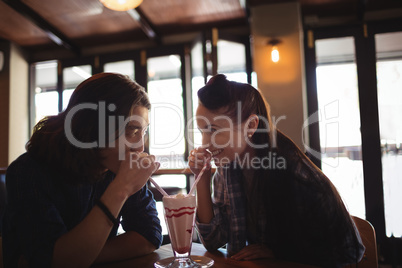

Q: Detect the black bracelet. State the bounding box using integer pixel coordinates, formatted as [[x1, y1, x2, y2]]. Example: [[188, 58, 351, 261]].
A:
[[95, 199, 120, 226]]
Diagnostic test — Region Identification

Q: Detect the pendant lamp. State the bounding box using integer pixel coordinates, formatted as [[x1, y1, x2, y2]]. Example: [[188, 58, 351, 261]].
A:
[[100, 0, 143, 11]]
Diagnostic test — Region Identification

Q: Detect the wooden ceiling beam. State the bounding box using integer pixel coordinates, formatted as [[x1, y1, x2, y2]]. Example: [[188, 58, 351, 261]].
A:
[[357, 0, 367, 21], [126, 8, 161, 44], [2, 0, 80, 55]]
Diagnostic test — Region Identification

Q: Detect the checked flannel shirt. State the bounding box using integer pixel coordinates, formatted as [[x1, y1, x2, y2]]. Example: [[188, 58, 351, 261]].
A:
[[196, 131, 365, 267]]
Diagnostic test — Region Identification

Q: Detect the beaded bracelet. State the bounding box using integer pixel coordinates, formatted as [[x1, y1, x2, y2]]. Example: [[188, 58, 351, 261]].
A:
[[95, 199, 120, 226]]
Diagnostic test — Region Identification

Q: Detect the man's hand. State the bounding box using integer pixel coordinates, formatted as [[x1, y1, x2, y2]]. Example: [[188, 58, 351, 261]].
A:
[[115, 151, 160, 197]]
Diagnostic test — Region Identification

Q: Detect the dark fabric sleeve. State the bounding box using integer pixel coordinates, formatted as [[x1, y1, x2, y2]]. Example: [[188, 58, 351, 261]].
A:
[[119, 184, 163, 249], [3, 156, 68, 268]]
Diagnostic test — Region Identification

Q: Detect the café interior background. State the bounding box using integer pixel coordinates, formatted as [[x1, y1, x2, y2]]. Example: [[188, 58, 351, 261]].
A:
[[1, 0, 402, 265]]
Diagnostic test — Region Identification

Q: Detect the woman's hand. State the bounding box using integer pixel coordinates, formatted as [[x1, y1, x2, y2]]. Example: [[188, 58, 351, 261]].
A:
[[114, 151, 160, 197], [231, 244, 274, 261], [188, 147, 214, 223], [188, 147, 211, 176]]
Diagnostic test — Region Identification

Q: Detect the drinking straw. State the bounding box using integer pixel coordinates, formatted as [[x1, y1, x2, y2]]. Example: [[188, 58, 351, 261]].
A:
[[188, 163, 209, 196], [149, 177, 168, 197]]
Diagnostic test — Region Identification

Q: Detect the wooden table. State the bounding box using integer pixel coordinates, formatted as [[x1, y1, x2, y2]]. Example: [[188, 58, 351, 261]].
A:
[[94, 243, 317, 268]]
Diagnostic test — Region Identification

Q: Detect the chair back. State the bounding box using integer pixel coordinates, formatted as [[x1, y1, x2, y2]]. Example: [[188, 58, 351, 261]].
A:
[[346, 216, 378, 268]]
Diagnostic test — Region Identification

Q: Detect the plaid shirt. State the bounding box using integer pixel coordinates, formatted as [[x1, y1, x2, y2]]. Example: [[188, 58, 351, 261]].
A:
[[196, 165, 259, 256], [196, 131, 365, 267], [2, 153, 162, 267]]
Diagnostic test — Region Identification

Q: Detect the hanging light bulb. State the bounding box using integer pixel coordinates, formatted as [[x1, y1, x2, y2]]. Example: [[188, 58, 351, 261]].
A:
[[268, 39, 281, 63], [271, 46, 280, 63], [100, 0, 143, 11]]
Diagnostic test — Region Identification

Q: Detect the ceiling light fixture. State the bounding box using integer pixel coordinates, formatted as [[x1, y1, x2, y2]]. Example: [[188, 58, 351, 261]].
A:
[[268, 39, 281, 63], [0, 51, 4, 72], [100, 0, 143, 11]]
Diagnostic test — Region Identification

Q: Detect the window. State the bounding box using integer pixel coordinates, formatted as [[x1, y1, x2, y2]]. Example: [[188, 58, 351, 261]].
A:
[[375, 31, 402, 237], [217, 40, 248, 83], [63, 65, 92, 109], [33, 61, 58, 124], [147, 55, 186, 169], [191, 39, 257, 147], [217, 40, 258, 88], [147, 54, 187, 235], [315, 37, 365, 219], [306, 23, 402, 262], [104, 60, 135, 80], [191, 41, 205, 149]]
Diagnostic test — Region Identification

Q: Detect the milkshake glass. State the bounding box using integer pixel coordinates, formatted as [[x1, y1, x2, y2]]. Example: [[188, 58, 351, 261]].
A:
[[154, 193, 212, 268]]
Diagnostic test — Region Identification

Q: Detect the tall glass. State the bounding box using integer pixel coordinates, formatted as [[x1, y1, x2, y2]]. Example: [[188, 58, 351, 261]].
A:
[[155, 193, 200, 268]]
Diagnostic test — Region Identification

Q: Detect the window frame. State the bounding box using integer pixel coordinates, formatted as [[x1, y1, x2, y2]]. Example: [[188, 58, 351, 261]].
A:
[[304, 18, 402, 263]]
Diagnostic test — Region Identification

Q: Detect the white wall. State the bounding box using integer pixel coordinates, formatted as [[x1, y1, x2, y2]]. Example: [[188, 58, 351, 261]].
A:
[[250, 2, 308, 149], [8, 44, 29, 164]]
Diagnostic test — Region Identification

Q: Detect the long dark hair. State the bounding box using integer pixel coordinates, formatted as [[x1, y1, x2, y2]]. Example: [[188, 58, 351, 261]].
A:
[[198, 74, 360, 266], [198, 73, 276, 234], [27, 72, 150, 183]]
